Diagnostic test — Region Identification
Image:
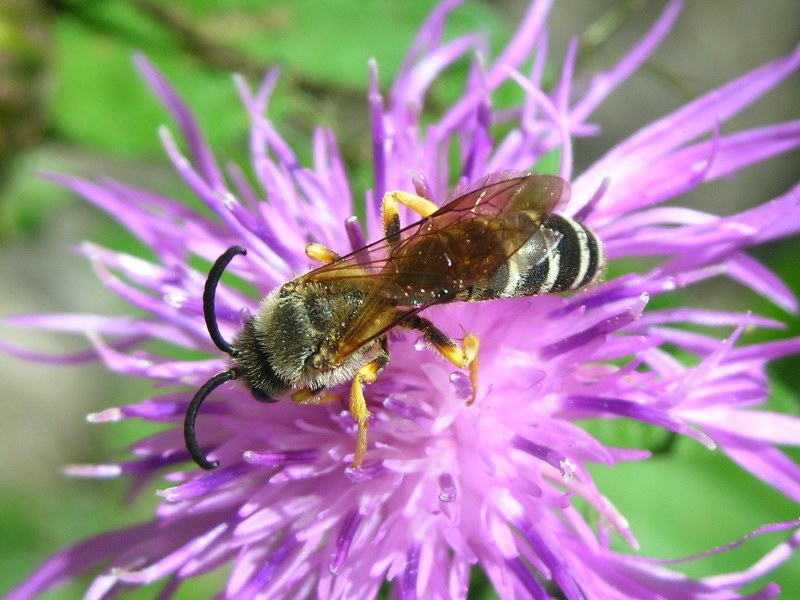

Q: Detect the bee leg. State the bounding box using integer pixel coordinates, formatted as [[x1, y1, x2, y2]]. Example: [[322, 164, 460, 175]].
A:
[[305, 243, 340, 265], [402, 315, 480, 404], [381, 191, 440, 242], [384, 191, 439, 220], [381, 193, 403, 242], [291, 387, 341, 405], [349, 346, 389, 468]]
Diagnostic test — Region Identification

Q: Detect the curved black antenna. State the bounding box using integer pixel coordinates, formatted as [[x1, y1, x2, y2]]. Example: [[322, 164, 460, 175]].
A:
[[185, 369, 237, 470], [186, 246, 247, 470], [203, 246, 247, 356]]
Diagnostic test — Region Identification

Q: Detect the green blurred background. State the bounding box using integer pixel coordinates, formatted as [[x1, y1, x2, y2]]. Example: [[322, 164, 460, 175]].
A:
[[1, 0, 798, 598]]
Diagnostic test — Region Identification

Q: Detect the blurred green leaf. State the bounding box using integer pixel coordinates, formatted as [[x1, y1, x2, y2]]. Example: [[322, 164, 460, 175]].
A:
[[589, 441, 799, 596], [52, 16, 245, 156]]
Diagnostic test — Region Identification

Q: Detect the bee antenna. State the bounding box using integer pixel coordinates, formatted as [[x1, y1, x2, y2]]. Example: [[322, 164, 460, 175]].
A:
[[203, 246, 247, 356], [184, 369, 238, 469]]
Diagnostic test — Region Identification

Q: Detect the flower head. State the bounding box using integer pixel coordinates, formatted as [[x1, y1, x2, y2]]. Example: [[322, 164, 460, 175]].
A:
[[7, 1, 800, 599]]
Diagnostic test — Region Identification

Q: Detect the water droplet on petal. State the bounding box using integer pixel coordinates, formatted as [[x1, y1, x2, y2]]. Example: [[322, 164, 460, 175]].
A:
[[559, 458, 576, 483], [438, 473, 457, 502], [163, 291, 186, 308], [449, 372, 472, 399]]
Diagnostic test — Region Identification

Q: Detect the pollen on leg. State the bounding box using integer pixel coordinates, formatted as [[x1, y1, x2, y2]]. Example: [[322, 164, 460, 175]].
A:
[[439, 333, 480, 404], [401, 315, 481, 404], [349, 375, 371, 468], [438, 333, 478, 369], [463, 333, 480, 405], [347, 356, 386, 468], [306, 243, 340, 265], [462, 333, 479, 366], [291, 387, 342, 406], [381, 192, 402, 240], [386, 191, 439, 218]]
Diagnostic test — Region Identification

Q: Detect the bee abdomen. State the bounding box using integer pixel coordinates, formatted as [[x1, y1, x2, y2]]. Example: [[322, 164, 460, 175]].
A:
[[468, 214, 603, 301], [541, 214, 603, 292]]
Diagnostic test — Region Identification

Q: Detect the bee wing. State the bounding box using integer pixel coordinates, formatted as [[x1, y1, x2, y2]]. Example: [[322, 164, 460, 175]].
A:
[[305, 172, 569, 361], [448, 169, 571, 213]]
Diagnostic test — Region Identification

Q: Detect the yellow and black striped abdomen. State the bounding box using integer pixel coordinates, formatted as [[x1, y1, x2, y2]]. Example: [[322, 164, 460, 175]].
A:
[[467, 214, 604, 301]]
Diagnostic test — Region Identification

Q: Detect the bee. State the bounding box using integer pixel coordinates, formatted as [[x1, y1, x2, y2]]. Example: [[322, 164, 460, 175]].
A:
[[185, 171, 604, 470]]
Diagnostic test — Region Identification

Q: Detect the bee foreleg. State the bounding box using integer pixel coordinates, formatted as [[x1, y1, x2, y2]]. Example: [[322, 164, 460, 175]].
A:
[[402, 315, 480, 404], [291, 387, 341, 405], [349, 347, 389, 468], [305, 243, 340, 265]]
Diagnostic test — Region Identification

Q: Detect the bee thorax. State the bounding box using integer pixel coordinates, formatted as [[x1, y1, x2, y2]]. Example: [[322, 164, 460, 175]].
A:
[[233, 281, 372, 396]]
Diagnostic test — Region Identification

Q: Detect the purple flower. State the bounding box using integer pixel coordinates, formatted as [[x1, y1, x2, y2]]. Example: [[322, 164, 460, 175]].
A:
[[6, 1, 800, 598]]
